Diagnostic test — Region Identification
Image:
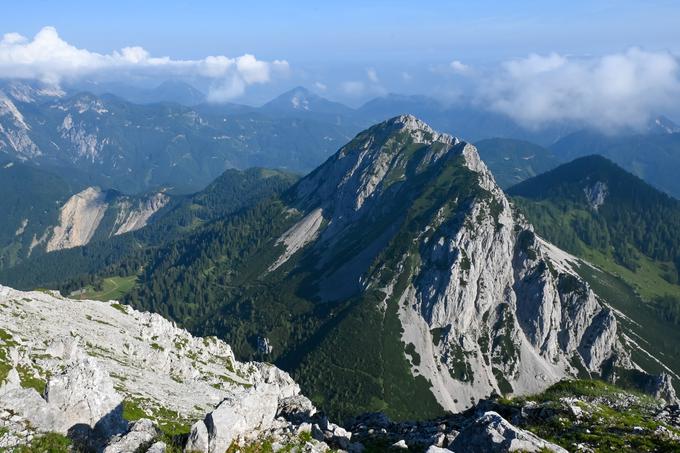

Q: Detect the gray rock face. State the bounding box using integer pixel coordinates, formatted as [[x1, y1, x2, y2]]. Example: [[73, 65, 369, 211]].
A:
[[450, 411, 568, 453], [584, 181, 608, 210], [292, 115, 459, 238], [104, 419, 157, 453], [0, 285, 283, 424], [44, 187, 169, 253], [0, 284, 309, 450], [0, 90, 42, 158], [186, 377, 300, 453], [44, 340, 127, 437], [266, 115, 631, 411], [645, 372, 679, 405], [112, 192, 170, 236], [46, 187, 108, 252], [0, 338, 126, 448], [402, 152, 623, 410]]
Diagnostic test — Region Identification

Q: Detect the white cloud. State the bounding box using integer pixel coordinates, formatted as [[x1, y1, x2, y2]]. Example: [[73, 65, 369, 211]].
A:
[[0, 26, 289, 101], [449, 60, 470, 74], [344, 68, 386, 97], [481, 49, 680, 131], [401, 71, 413, 81], [341, 81, 365, 96], [314, 81, 327, 91], [341, 76, 387, 98], [366, 67, 379, 83]]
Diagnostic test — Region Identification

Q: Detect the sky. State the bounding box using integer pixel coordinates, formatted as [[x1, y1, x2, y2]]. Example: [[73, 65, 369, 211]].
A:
[[1, 0, 680, 129]]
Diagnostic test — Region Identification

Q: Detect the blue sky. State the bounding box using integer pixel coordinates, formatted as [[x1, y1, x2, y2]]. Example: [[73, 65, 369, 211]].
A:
[[1, 0, 680, 127], [4, 1, 679, 61]]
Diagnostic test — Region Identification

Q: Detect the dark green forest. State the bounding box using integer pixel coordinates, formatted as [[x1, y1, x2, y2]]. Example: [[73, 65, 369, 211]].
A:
[[509, 155, 680, 325]]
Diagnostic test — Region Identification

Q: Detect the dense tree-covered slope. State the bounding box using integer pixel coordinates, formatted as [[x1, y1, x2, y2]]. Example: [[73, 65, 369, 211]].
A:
[[508, 155, 680, 330], [0, 167, 297, 291], [0, 160, 79, 269], [0, 159, 175, 271], [508, 156, 680, 279]]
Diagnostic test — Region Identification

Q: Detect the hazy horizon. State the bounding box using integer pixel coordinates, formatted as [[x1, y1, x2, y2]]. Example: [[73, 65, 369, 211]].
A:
[[2, 1, 680, 130]]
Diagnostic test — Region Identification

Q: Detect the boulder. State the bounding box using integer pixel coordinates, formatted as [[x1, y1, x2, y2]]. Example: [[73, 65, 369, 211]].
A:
[[392, 439, 408, 449], [450, 411, 567, 453], [321, 422, 352, 449], [645, 372, 679, 405], [276, 394, 317, 422], [0, 342, 126, 440], [426, 447, 453, 453], [104, 419, 158, 453], [44, 341, 127, 438], [186, 419, 209, 452], [146, 441, 167, 453], [186, 383, 281, 453], [0, 385, 59, 435]]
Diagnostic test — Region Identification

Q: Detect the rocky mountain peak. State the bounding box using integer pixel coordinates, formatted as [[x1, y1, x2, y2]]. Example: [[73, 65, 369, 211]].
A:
[[262, 86, 354, 116], [386, 114, 457, 144], [294, 115, 464, 202], [1, 80, 65, 104], [260, 117, 641, 414]]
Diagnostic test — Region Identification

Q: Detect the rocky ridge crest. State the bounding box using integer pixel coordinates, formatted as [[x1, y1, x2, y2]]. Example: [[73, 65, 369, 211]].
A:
[[272, 115, 630, 411]]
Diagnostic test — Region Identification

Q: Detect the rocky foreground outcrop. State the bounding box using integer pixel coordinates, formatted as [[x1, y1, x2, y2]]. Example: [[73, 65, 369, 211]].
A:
[[0, 286, 679, 451], [0, 284, 304, 450]]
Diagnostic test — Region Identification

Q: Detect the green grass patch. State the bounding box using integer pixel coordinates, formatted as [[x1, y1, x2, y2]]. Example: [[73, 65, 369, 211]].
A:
[[514, 379, 679, 452], [76, 275, 138, 301], [15, 432, 71, 453], [122, 398, 191, 437], [17, 364, 46, 394], [581, 247, 680, 302], [151, 343, 164, 351]]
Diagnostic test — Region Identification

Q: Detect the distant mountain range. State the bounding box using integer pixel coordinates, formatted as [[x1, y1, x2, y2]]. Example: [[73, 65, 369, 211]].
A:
[[474, 138, 561, 188], [549, 129, 680, 199], [66, 79, 208, 106], [0, 82, 359, 193], [2, 79, 680, 198]]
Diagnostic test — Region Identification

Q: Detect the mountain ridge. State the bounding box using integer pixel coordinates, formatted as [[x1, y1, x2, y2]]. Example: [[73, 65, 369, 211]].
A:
[[507, 156, 680, 374], [114, 115, 658, 420]]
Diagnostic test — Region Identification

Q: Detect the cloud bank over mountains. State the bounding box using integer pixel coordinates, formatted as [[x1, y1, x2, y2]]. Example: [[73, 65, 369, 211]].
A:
[[0, 26, 289, 101], [479, 48, 680, 131], [1, 26, 679, 131]]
